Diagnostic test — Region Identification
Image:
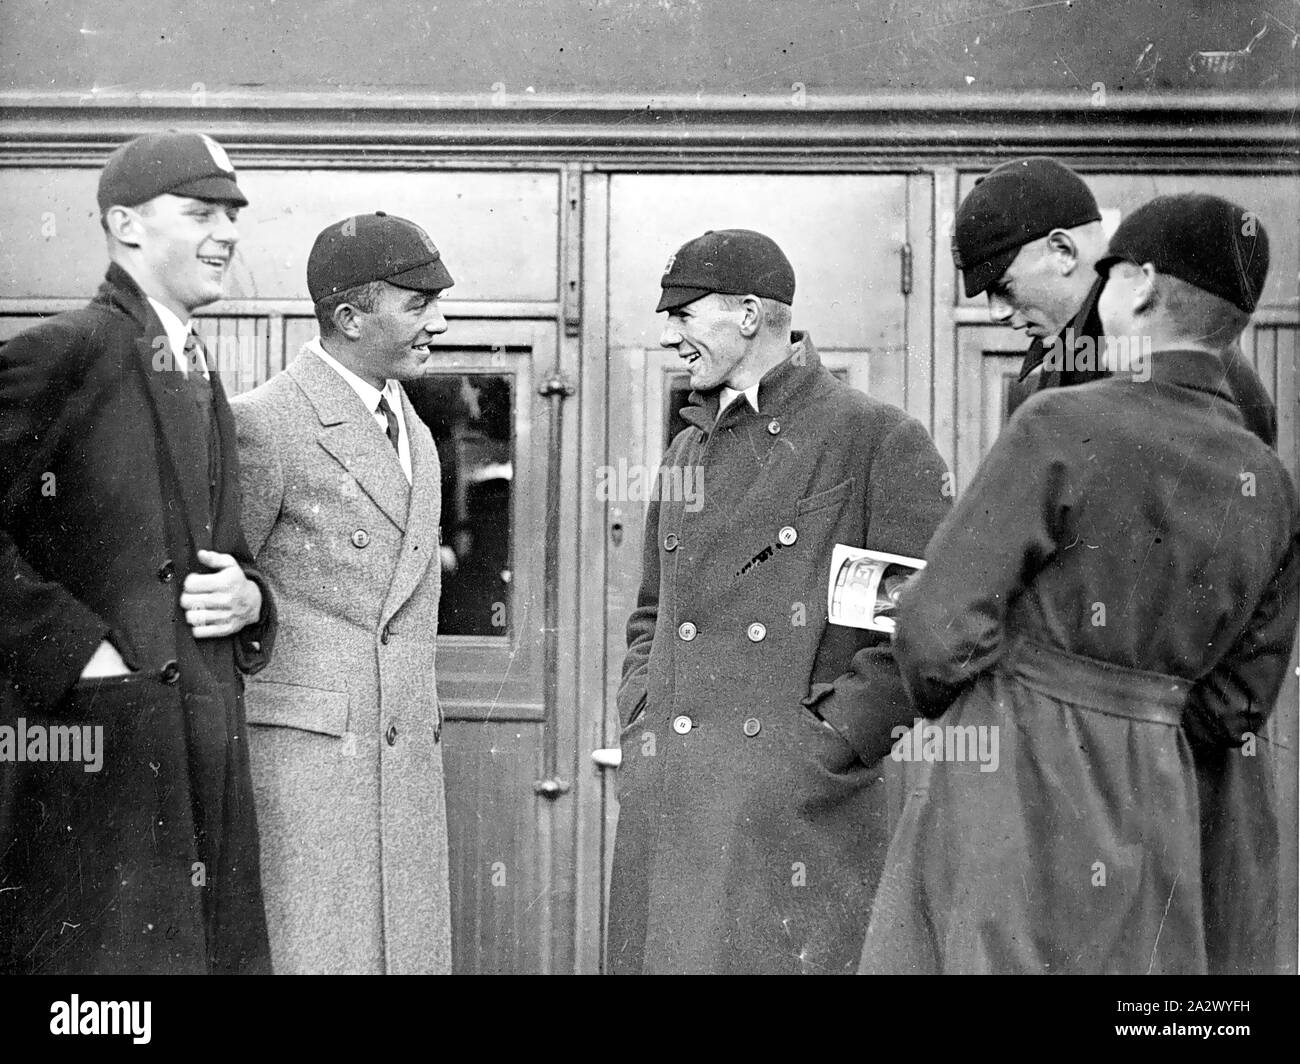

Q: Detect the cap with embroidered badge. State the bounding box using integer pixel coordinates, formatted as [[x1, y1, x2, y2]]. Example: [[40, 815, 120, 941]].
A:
[[1094, 193, 1269, 314], [97, 130, 247, 209], [953, 157, 1101, 298], [656, 228, 795, 313], [307, 211, 455, 303]]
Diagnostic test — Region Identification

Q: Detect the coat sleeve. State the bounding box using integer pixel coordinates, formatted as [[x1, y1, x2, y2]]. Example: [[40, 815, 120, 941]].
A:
[[616, 486, 662, 729], [231, 395, 286, 559], [1185, 524, 1300, 748], [892, 400, 1069, 721], [228, 395, 285, 675], [0, 325, 117, 710], [1222, 343, 1277, 451], [802, 415, 952, 764]]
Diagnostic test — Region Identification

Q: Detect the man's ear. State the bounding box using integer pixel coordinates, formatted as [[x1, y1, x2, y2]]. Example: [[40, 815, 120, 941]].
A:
[[104, 205, 143, 247], [1132, 262, 1158, 316], [737, 295, 762, 338], [332, 301, 364, 341], [1045, 229, 1080, 276]]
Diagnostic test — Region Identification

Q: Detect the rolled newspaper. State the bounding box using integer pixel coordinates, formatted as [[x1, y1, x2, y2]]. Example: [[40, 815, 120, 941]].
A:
[[827, 544, 925, 633]]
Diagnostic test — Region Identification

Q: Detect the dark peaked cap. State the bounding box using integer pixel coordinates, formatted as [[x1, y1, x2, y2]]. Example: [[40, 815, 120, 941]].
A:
[[1096, 193, 1270, 314], [953, 157, 1101, 298], [657, 229, 795, 313]]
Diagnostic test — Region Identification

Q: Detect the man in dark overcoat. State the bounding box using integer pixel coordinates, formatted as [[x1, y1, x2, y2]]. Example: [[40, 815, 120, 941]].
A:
[[953, 159, 1283, 973], [0, 131, 276, 974], [954, 156, 1276, 443], [861, 195, 1299, 974], [606, 229, 951, 974]]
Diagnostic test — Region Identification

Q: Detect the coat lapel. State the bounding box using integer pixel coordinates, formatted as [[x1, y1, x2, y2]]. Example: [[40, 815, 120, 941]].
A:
[[134, 328, 212, 549], [379, 386, 439, 627], [288, 347, 411, 532]]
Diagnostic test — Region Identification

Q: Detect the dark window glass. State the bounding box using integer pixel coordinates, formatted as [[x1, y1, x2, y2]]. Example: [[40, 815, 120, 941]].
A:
[[405, 373, 514, 636]]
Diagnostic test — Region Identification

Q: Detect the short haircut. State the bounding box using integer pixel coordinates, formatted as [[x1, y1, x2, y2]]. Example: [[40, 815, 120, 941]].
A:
[[1155, 273, 1250, 346], [715, 292, 792, 334], [99, 199, 154, 235], [314, 280, 384, 336]]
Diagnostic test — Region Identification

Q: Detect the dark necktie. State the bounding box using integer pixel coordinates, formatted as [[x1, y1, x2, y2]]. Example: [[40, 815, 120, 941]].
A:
[[377, 393, 400, 453], [185, 330, 221, 513]]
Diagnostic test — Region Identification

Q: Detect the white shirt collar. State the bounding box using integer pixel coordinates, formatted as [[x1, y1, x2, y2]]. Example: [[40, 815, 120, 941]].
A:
[[719, 383, 760, 417], [308, 338, 412, 484], [147, 297, 207, 377], [310, 337, 390, 411]]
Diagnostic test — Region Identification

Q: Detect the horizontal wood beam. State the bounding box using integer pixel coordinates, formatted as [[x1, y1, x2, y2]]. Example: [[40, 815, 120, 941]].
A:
[[1, 93, 1295, 166]]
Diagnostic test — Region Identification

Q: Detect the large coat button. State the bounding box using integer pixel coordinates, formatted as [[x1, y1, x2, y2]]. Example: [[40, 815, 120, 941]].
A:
[[664, 533, 680, 552], [351, 529, 370, 548], [159, 660, 181, 685], [778, 526, 797, 546], [678, 621, 697, 641], [767, 419, 781, 435], [157, 559, 176, 583], [742, 717, 761, 737], [672, 715, 693, 735], [747, 622, 767, 642], [385, 723, 398, 746]]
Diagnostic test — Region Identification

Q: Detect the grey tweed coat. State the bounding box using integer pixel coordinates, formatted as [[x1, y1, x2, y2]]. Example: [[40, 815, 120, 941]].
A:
[[232, 345, 450, 974]]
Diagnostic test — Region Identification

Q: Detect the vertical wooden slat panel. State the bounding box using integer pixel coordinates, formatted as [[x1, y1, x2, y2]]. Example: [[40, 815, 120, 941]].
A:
[[443, 721, 547, 974], [283, 317, 316, 370]]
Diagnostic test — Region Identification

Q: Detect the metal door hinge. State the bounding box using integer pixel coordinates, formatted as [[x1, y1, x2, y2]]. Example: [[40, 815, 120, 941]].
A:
[[900, 241, 913, 296]]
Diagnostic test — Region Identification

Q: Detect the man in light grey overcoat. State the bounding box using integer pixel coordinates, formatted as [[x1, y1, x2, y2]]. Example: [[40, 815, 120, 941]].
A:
[[231, 212, 454, 974]]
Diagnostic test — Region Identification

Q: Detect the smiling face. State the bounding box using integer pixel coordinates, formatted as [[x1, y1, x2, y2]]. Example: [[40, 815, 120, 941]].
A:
[[355, 282, 448, 384], [659, 293, 749, 392], [985, 236, 1083, 340], [125, 193, 240, 316]]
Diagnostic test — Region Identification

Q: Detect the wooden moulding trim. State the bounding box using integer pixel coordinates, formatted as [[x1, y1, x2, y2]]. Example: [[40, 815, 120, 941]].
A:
[[0, 95, 1296, 164]]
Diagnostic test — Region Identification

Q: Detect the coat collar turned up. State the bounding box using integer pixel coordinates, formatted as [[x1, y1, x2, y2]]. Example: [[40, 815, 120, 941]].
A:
[[678, 331, 826, 436]]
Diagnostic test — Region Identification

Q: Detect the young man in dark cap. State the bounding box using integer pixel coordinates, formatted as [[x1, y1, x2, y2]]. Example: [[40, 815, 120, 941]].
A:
[[0, 131, 276, 973], [232, 213, 454, 973], [956, 158, 1283, 974], [860, 194, 1298, 974], [954, 156, 1276, 445], [606, 229, 950, 974]]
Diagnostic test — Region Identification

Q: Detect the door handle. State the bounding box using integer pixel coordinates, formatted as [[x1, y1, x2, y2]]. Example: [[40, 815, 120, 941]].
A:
[[591, 747, 622, 769]]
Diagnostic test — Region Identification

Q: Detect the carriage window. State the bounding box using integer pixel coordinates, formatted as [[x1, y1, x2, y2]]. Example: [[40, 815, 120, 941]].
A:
[[405, 373, 514, 637]]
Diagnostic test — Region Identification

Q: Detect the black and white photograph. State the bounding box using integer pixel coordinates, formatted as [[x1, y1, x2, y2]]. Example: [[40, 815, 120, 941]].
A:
[[0, 0, 1296, 1023]]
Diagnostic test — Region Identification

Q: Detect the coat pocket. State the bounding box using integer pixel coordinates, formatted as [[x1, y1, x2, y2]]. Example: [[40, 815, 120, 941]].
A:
[[796, 477, 854, 515], [243, 680, 350, 737]]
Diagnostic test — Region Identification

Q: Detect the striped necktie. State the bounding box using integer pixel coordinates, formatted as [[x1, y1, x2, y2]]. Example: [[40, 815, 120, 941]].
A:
[[377, 394, 400, 453]]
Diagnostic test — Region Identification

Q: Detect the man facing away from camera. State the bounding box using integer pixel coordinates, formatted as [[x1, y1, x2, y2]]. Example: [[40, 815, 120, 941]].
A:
[[606, 229, 950, 974], [0, 131, 276, 974], [954, 158, 1284, 973], [861, 194, 1299, 974], [232, 212, 453, 974]]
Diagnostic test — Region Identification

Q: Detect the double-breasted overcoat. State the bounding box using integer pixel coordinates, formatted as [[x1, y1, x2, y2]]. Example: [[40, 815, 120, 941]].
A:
[[607, 334, 950, 974], [232, 345, 451, 974]]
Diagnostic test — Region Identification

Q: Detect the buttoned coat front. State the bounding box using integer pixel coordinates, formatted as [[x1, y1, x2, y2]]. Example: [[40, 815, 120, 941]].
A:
[[232, 346, 450, 974], [606, 335, 950, 974]]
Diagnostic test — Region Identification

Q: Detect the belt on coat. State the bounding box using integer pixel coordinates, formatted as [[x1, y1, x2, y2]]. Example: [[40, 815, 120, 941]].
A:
[[998, 636, 1189, 727]]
